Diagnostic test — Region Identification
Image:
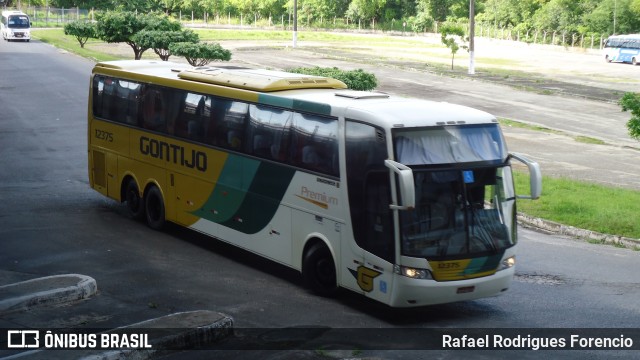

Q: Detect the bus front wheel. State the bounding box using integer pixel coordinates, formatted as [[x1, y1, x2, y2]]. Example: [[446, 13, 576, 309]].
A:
[[125, 179, 145, 221], [145, 186, 165, 230], [302, 242, 337, 297], [633, 57, 638, 66]]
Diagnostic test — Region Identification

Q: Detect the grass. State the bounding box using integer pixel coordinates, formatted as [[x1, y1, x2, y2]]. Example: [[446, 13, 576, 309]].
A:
[[514, 172, 640, 239], [195, 28, 426, 45], [500, 119, 608, 146], [30, 28, 640, 242], [32, 29, 121, 62], [575, 136, 606, 145]]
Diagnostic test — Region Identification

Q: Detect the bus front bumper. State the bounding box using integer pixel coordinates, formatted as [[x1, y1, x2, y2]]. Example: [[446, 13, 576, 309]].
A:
[[6, 31, 30, 40], [388, 266, 515, 307]]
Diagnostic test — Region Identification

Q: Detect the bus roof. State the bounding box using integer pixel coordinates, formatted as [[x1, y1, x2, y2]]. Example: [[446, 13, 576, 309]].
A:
[[94, 60, 347, 91], [2, 10, 28, 16], [178, 67, 347, 91], [278, 88, 497, 128], [93, 60, 497, 128]]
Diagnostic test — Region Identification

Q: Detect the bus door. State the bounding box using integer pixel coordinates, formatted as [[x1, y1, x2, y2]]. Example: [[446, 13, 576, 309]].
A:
[[361, 172, 395, 304], [345, 120, 395, 302]]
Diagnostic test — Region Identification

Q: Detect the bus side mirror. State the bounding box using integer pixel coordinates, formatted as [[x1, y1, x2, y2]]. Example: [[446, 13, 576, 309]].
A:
[[509, 152, 542, 200], [384, 160, 416, 210]]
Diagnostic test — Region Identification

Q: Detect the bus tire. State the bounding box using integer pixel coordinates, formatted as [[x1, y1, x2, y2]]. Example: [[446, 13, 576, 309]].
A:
[[633, 57, 638, 66], [302, 242, 337, 297], [124, 179, 145, 221], [145, 185, 165, 230]]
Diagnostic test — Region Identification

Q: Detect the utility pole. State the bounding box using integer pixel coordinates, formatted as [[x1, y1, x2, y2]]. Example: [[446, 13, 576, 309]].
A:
[[613, 0, 617, 35], [292, 0, 298, 48], [469, 0, 476, 75]]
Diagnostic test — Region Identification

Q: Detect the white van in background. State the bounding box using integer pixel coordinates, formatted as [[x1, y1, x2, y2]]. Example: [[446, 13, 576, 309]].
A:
[[1, 10, 31, 42]]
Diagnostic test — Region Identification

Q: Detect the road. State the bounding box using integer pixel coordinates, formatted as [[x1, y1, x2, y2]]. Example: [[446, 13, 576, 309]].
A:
[[0, 38, 639, 359]]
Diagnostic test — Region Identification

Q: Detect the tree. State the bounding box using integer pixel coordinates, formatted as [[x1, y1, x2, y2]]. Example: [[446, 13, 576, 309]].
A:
[[96, 11, 183, 60], [410, 10, 435, 33], [96, 11, 151, 60], [439, 23, 468, 70], [169, 42, 232, 66], [620, 92, 640, 140], [64, 21, 97, 48], [133, 29, 199, 61]]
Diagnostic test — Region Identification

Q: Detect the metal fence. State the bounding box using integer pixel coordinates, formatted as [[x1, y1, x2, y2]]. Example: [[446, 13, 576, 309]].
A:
[[21, 7, 93, 26], [475, 25, 608, 50]]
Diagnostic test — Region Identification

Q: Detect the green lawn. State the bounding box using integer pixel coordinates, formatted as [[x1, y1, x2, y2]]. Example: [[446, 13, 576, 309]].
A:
[[514, 172, 640, 239]]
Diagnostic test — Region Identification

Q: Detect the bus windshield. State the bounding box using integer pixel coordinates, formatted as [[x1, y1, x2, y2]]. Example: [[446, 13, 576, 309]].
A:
[[8, 15, 30, 28], [394, 124, 507, 165], [399, 166, 516, 260], [393, 124, 515, 260]]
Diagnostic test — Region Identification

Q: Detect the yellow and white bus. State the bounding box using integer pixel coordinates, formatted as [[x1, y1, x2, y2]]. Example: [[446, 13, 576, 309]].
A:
[[88, 60, 541, 307]]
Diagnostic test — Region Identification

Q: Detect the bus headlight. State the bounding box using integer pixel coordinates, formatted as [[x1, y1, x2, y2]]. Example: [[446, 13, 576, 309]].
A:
[[394, 265, 433, 280], [498, 256, 516, 271]]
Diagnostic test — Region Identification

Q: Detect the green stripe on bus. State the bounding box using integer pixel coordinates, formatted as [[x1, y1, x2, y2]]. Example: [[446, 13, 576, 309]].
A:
[[259, 94, 333, 116], [194, 154, 260, 223], [195, 156, 296, 234], [219, 161, 296, 234], [464, 253, 504, 276]]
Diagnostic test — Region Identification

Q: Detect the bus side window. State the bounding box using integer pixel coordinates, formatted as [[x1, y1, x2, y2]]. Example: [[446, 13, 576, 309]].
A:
[[92, 76, 105, 119], [120, 81, 141, 126], [141, 86, 166, 133], [248, 105, 292, 161], [177, 94, 208, 142], [224, 101, 248, 150], [164, 89, 183, 136], [101, 77, 117, 120], [291, 113, 338, 176]]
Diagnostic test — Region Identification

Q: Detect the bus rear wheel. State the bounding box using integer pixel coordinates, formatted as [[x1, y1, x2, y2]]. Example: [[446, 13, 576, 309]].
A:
[[302, 242, 337, 297], [125, 179, 145, 221], [145, 186, 165, 230]]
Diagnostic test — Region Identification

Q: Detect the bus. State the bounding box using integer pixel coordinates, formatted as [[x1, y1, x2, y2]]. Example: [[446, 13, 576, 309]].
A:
[[1, 10, 31, 42], [88, 60, 542, 307], [603, 34, 640, 65]]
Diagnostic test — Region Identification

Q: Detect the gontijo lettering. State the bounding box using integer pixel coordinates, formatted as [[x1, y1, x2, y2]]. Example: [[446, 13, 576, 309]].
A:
[[139, 136, 207, 172]]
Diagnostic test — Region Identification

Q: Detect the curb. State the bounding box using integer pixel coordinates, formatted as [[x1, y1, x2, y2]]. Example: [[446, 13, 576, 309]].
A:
[[3, 310, 234, 360], [0, 274, 97, 315], [518, 214, 640, 249]]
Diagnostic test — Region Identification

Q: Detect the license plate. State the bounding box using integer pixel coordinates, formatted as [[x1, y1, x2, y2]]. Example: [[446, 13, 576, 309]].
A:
[[457, 286, 475, 294]]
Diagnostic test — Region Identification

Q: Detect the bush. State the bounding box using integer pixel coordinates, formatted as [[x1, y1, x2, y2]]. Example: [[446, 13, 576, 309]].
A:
[[169, 42, 232, 66], [288, 67, 377, 91], [620, 92, 640, 140]]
